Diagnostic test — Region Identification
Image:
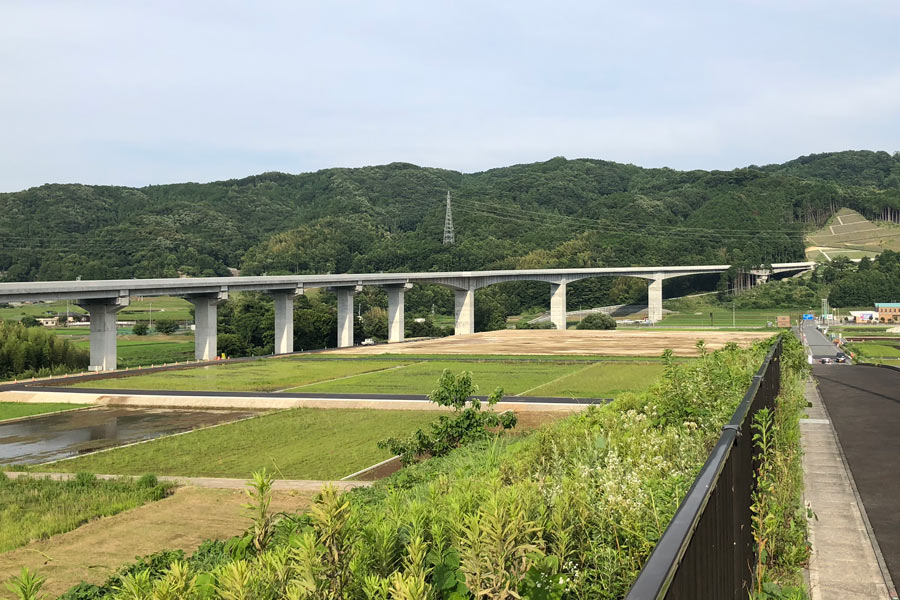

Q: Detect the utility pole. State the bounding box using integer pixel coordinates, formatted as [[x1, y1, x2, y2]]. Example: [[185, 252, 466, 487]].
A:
[[443, 191, 455, 245]]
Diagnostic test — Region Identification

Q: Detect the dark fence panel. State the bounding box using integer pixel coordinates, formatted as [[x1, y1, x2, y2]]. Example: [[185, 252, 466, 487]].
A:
[[626, 339, 782, 600]]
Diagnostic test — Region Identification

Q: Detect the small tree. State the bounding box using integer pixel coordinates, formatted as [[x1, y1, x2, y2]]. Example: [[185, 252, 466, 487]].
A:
[[379, 370, 517, 465], [154, 319, 178, 335], [576, 312, 617, 330], [20, 315, 40, 328], [132, 322, 149, 336]]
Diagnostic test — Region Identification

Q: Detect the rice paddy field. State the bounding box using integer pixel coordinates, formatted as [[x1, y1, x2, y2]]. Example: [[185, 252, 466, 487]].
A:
[[845, 340, 900, 363], [68, 355, 668, 398], [33, 408, 442, 479]]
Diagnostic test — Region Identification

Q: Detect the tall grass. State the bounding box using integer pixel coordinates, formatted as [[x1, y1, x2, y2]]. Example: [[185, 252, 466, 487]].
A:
[[0, 473, 171, 552]]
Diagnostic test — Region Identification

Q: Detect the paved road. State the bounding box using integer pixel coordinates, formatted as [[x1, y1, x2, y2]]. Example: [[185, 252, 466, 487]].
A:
[[801, 322, 842, 359], [814, 364, 900, 589]]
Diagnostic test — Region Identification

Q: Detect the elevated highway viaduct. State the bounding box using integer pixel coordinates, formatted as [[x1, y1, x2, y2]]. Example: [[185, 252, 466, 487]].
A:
[[0, 262, 813, 371]]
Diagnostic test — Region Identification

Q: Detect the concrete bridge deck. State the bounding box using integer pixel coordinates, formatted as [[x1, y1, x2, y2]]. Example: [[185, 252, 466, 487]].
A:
[[0, 262, 813, 371]]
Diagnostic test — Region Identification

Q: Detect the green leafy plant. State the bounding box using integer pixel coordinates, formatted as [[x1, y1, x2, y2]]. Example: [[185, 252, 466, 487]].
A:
[[4, 568, 46, 600], [242, 469, 280, 554], [379, 370, 517, 465]]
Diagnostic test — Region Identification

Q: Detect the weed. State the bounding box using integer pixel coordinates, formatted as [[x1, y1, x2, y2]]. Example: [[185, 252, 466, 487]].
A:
[[4, 568, 46, 600]]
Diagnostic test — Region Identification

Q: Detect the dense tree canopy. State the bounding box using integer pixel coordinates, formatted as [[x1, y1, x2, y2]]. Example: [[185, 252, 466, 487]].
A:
[[3, 150, 900, 330]]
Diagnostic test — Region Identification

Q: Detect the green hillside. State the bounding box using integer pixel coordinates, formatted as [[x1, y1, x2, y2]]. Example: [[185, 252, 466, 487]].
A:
[[2, 151, 900, 288]]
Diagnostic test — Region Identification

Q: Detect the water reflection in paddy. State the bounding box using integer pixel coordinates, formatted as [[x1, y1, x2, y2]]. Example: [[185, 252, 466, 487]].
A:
[[0, 407, 260, 465]]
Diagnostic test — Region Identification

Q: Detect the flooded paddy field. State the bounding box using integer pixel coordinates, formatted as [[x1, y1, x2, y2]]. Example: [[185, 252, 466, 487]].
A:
[[0, 407, 260, 465]]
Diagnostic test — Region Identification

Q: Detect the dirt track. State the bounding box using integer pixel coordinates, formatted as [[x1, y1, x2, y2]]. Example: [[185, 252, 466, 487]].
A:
[[326, 329, 773, 357]]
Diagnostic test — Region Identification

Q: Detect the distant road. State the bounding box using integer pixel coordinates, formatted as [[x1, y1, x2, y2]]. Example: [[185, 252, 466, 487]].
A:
[[801, 321, 841, 360]]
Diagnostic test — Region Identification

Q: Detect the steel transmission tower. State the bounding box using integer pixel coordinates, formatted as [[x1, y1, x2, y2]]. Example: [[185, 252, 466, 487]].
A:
[[443, 190, 455, 245]]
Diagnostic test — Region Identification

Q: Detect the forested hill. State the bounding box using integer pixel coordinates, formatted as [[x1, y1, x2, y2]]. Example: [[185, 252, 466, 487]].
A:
[[2, 150, 899, 283]]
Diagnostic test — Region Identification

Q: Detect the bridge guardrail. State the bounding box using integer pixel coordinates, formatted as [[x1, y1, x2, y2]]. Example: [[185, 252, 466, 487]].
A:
[[625, 338, 782, 600]]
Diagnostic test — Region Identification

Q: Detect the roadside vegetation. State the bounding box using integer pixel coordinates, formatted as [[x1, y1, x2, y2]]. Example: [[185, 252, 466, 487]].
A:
[[28, 334, 809, 600], [0, 402, 86, 422], [749, 338, 810, 599], [36, 408, 442, 479], [0, 472, 171, 553]]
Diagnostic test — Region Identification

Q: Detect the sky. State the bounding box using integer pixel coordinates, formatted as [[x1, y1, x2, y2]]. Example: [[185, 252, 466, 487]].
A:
[[1, 0, 899, 192]]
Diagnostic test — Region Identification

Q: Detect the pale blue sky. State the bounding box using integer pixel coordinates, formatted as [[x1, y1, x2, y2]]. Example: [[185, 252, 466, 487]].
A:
[[1, 1, 899, 192]]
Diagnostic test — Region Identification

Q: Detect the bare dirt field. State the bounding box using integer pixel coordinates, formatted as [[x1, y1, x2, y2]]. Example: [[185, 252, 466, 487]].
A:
[[327, 329, 773, 357], [0, 486, 313, 598]]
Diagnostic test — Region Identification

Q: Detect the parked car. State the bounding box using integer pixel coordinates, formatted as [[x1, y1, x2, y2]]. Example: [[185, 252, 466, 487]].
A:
[[819, 357, 832, 364], [835, 352, 848, 363], [361, 338, 376, 346]]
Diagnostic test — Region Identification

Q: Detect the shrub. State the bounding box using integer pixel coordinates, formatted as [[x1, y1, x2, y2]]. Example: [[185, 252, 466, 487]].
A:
[[154, 319, 178, 335], [575, 312, 617, 330], [132, 322, 148, 336], [378, 370, 517, 465], [135, 473, 158, 488], [20, 315, 40, 328]]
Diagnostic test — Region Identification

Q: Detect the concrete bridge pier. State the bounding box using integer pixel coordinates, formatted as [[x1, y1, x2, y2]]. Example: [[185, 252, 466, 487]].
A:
[[77, 296, 129, 371], [335, 286, 360, 348], [550, 282, 567, 330], [454, 286, 475, 335], [188, 290, 228, 360], [385, 283, 412, 343], [648, 276, 664, 323], [272, 287, 301, 354]]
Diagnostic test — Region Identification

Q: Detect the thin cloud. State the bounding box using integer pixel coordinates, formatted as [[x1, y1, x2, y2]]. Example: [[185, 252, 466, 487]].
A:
[[0, 1, 898, 191]]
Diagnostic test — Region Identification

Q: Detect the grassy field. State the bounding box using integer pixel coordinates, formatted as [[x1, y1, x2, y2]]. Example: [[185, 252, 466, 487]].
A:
[[0, 300, 86, 321], [119, 296, 194, 322], [294, 360, 664, 397], [845, 341, 900, 361], [36, 408, 441, 479], [0, 296, 192, 323], [71, 357, 415, 391], [69, 355, 667, 398], [517, 362, 666, 398], [0, 402, 88, 422], [0, 473, 171, 552], [659, 307, 801, 328], [72, 335, 195, 368]]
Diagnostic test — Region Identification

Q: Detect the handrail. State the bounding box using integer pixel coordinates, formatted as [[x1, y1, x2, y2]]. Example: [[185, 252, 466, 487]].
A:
[[625, 338, 782, 599]]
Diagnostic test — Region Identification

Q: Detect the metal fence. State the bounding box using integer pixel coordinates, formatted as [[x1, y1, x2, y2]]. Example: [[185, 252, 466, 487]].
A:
[[625, 338, 783, 600]]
